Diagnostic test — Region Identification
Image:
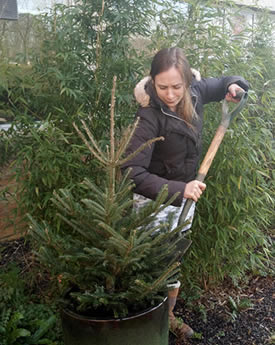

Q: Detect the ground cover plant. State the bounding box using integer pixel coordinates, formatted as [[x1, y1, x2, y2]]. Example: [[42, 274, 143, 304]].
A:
[[0, 246, 63, 345]]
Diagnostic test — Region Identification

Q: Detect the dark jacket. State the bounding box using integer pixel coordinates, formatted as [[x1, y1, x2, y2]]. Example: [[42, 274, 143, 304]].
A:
[[122, 75, 249, 206]]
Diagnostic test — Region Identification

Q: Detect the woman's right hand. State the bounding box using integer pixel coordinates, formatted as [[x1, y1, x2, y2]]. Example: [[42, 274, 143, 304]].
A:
[[184, 180, 206, 202]]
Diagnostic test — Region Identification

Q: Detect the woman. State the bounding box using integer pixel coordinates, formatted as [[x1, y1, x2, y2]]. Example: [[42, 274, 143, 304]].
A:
[[122, 47, 249, 339]]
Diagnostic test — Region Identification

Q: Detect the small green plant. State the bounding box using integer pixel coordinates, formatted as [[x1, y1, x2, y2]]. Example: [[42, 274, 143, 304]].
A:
[[196, 303, 208, 324], [191, 331, 203, 340], [0, 306, 60, 345], [0, 264, 63, 345], [216, 330, 225, 338], [227, 295, 254, 321]]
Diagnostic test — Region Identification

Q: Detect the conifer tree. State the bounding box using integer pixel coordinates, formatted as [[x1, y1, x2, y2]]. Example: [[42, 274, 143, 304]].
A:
[[29, 77, 188, 318]]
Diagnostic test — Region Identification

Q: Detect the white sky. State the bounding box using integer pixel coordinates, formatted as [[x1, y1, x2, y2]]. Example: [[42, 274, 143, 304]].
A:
[[237, 0, 275, 10], [218, 0, 275, 11], [18, 0, 275, 14], [18, 0, 67, 14]]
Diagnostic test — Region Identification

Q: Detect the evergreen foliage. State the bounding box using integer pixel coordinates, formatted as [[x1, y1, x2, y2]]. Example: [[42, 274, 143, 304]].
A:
[[28, 78, 186, 318]]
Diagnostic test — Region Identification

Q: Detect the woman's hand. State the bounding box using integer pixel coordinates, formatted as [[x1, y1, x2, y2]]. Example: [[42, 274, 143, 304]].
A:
[[225, 84, 245, 103], [184, 180, 206, 202]]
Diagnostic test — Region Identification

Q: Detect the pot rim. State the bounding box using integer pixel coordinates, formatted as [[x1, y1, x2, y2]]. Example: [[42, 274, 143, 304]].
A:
[[62, 296, 168, 322]]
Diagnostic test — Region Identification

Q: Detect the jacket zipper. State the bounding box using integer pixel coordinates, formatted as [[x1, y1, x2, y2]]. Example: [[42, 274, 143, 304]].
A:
[[160, 93, 199, 145]]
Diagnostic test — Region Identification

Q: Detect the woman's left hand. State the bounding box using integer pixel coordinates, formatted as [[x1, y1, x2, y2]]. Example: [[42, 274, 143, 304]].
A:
[[225, 84, 245, 103]]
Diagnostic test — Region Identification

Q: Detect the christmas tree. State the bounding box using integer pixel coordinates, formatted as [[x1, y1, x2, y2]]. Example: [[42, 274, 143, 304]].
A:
[[29, 77, 188, 318]]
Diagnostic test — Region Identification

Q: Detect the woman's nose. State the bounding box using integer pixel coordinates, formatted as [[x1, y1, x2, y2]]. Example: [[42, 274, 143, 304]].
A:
[[166, 88, 173, 98]]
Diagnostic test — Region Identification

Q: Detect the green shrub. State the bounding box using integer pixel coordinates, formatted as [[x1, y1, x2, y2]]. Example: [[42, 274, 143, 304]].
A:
[[0, 264, 63, 345], [13, 119, 94, 225], [1, 0, 157, 138], [1, 0, 159, 224]]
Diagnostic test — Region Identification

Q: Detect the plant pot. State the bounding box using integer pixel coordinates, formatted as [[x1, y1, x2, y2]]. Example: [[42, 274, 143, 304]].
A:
[[61, 297, 169, 345]]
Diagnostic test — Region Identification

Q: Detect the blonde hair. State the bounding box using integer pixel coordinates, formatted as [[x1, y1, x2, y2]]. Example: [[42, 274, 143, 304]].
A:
[[150, 47, 196, 125]]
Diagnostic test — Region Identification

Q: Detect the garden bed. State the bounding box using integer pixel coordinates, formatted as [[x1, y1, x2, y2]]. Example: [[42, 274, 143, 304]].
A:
[[170, 275, 274, 345], [1, 238, 274, 345]]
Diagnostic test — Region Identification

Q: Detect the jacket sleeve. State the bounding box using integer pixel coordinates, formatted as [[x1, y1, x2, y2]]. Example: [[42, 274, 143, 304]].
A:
[[193, 75, 249, 104], [121, 108, 186, 206]]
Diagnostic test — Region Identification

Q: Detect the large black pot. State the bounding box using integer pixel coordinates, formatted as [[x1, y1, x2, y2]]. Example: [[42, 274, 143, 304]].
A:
[[61, 297, 168, 345]]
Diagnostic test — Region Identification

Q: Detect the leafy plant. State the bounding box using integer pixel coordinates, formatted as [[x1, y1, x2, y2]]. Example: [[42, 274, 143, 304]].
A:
[[13, 119, 92, 226], [0, 309, 30, 345], [227, 295, 254, 321], [0, 0, 160, 226], [0, 264, 62, 345], [1, 0, 157, 136]]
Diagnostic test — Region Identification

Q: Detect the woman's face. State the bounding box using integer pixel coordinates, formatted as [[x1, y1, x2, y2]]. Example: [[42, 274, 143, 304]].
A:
[[154, 66, 185, 112]]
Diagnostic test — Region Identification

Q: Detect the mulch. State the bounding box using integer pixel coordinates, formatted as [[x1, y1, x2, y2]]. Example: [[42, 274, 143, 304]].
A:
[[170, 275, 274, 345], [1, 238, 274, 345]]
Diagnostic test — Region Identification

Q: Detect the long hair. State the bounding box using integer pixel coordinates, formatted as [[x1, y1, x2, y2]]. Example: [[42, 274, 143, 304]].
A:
[[150, 47, 196, 125]]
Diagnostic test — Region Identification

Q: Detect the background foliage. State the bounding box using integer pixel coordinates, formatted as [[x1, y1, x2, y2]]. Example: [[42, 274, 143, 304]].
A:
[[0, 0, 274, 295], [0, 264, 62, 345], [148, 0, 275, 293]]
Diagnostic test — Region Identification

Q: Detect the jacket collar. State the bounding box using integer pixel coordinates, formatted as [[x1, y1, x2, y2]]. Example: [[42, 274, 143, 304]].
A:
[[134, 68, 201, 112]]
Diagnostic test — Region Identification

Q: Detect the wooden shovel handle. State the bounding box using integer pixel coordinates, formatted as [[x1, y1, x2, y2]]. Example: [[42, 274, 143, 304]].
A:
[[198, 125, 227, 178], [177, 125, 227, 227]]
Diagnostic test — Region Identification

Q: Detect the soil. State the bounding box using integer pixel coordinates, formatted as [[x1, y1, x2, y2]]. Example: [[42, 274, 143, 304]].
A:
[[169, 276, 274, 345], [1, 237, 274, 345]]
